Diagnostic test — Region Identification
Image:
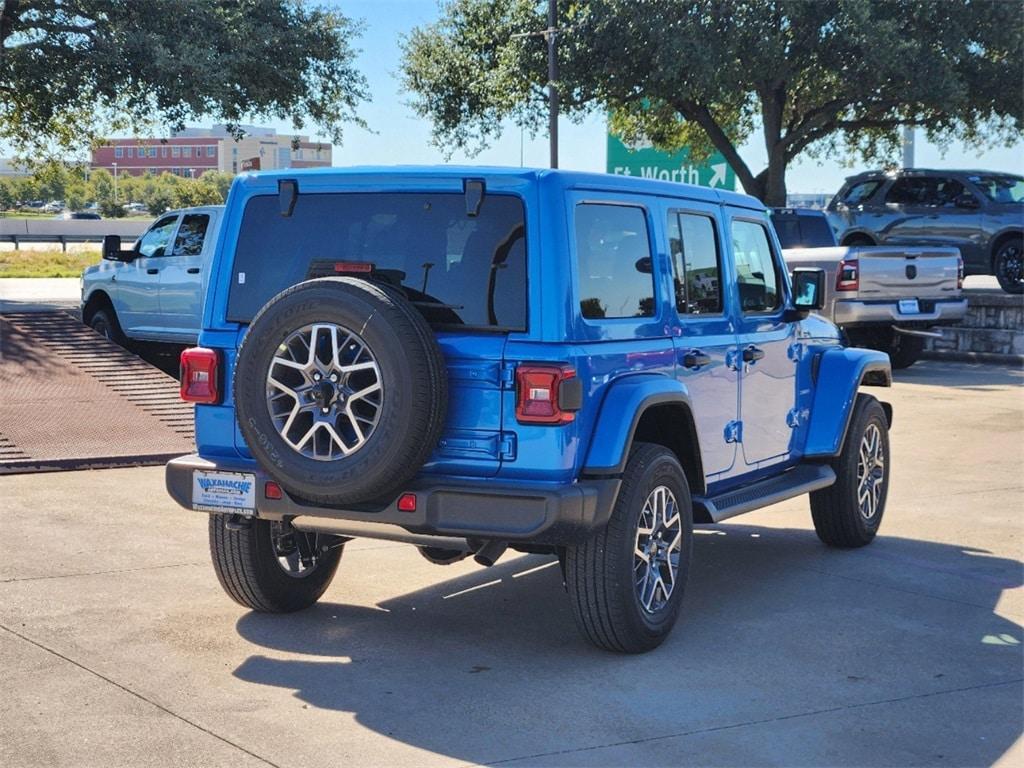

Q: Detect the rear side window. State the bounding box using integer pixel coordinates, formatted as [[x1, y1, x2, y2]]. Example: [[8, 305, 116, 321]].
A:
[[731, 220, 781, 313], [770, 213, 836, 248], [667, 212, 721, 314], [575, 204, 655, 320], [172, 214, 210, 257], [227, 193, 526, 330], [886, 177, 965, 207]]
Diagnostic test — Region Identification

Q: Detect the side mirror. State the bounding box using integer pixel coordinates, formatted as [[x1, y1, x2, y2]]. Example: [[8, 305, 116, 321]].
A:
[[791, 268, 825, 314], [102, 234, 124, 261], [954, 193, 980, 209]]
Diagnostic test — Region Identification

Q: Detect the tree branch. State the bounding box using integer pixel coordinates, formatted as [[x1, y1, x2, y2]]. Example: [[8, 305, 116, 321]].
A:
[[676, 98, 760, 195]]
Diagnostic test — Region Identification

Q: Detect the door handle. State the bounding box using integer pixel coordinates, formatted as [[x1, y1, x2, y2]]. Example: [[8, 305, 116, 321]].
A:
[[147, 268, 159, 275], [742, 345, 766, 363], [187, 267, 200, 274], [682, 349, 712, 369]]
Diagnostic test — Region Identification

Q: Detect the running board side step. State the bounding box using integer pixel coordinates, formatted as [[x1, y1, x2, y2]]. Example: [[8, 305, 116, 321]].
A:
[[693, 464, 836, 523]]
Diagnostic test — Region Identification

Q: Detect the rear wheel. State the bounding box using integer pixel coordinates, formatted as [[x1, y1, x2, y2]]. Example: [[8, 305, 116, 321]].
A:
[[994, 237, 1024, 294], [208, 516, 343, 612], [565, 443, 693, 653], [810, 395, 889, 548], [886, 332, 925, 369]]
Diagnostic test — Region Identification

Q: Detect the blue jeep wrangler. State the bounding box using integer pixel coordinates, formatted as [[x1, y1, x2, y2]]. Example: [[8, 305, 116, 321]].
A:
[[166, 167, 893, 653]]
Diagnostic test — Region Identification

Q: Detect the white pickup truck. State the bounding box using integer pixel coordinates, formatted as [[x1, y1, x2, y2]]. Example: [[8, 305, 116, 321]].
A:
[[81, 206, 223, 348], [772, 208, 966, 368]]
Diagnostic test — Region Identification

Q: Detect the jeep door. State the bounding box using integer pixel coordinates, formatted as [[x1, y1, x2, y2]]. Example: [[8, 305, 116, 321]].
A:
[[116, 213, 181, 335], [666, 206, 738, 478], [727, 213, 800, 467], [158, 210, 215, 341]]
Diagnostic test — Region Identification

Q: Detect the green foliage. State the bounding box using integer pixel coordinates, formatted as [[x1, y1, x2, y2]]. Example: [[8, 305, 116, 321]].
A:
[[402, 0, 1023, 204], [0, 0, 369, 159], [0, 249, 98, 278]]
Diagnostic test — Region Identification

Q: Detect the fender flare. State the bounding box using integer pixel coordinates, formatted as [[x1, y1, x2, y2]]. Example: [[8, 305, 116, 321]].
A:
[[582, 374, 696, 476], [804, 347, 891, 458]]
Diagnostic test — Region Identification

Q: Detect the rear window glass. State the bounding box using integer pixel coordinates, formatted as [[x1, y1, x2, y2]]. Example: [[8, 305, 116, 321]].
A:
[[227, 193, 526, 330], [575, 204, 655, 320], [770, 213, 836, 248]]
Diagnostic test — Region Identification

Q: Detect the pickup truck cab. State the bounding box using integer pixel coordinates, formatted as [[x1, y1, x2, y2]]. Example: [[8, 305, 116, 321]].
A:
[[81, 205, 224, 346], [772, 207, 966, 368], [166, 168, 893, 653]]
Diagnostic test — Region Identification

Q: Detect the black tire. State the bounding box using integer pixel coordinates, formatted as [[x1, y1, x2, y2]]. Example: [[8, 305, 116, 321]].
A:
[[233, 277, 448, 506], [88, 307, 128, 346], [810, 394, 890, 548], [208, 516, 343, 612], [886, 332, 925, 370], [565, 443, 693, 653], [993, 237, 1024, 294]]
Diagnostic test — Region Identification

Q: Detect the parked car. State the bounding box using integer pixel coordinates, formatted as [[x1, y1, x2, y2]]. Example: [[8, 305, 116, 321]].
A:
[[165, 168, 893, 653], [57, 211, 102, 220], [41, 200, 64, 213], [772, 207, 966, 368], [81, 205, 223, 347], [826, 169, 1024, 293]]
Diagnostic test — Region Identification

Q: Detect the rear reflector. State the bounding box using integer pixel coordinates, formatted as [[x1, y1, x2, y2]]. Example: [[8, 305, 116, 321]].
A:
[[515, 365, 578, 424], [397, 493, 417, 512], [334, 261, 374, 274], [179, 347, 220, 404], [264, 481, 283, 500], [836, 258, 859, 291]]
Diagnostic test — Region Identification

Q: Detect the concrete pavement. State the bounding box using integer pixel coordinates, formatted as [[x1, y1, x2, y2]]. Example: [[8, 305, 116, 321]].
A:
[[1, 359, 1021, 767]]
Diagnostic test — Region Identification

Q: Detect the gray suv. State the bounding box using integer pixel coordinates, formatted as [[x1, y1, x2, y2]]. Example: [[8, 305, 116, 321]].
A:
[[826, 169, 1024, 293]]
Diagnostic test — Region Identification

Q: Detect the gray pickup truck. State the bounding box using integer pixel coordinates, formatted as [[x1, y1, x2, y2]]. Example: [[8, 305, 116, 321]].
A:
[[772, 208, 966, 368]]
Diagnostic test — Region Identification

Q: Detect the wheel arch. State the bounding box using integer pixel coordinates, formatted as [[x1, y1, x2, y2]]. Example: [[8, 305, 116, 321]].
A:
[[804, 347, 892, 458], [82, 289, 116, 325], [840, 230, 877, 247], [582, 375, 706, 497]]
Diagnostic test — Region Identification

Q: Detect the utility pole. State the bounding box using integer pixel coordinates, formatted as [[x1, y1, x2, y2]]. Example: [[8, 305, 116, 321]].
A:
[[901, 126, 915, 168], [547, 0, 558, 169]]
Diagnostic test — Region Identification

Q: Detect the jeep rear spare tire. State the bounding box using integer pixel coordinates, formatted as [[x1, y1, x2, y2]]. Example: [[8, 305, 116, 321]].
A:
[[234, 277, 447, 506]]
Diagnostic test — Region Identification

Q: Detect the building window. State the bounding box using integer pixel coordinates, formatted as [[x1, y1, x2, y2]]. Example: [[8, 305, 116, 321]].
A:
[[147, 146, 157, 158], [182, 146, 192, 158], [232, 161, 238, 173], [161, 146, 168, 158], [172, 167, 180, 176], [232, 147, 238, 156], [206, 146, 215, 157], [172, 146, 180, 158], [114, 146, 123, 158], [127, 147, 134, 158]]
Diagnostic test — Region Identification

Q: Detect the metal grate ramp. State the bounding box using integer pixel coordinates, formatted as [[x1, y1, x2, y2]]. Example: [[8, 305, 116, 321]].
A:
[[0, 311, 195, 473]]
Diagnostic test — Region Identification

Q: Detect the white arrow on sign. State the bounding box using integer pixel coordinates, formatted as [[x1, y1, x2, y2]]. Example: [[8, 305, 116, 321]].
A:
[[709, 163, 727, 188]]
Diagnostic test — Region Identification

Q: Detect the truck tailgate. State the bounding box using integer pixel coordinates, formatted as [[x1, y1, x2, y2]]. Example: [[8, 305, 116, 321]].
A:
[[852, 245, 961, 300]]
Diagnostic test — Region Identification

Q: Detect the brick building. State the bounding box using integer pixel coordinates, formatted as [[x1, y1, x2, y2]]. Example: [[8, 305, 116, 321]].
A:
[[90, 124, 332, 178]]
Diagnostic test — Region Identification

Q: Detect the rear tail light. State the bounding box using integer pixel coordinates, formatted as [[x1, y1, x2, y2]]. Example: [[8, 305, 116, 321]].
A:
[[836, 258, 859, 291], [515, 365, 580, 424], [957, 255, 964, 290], [180, 347, 220, 404]]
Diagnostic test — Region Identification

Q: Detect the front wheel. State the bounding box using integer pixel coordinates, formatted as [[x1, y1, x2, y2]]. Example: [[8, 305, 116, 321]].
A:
[[565, 443, 693, 653], [208, 516, 343, 612], [88, 307, 128, 346], [994, 237, 1024, 294], [810, 394, 890, 548]]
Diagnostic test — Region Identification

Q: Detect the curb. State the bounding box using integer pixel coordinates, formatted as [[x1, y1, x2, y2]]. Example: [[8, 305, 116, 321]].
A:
[[921, 350, 1024, 367]]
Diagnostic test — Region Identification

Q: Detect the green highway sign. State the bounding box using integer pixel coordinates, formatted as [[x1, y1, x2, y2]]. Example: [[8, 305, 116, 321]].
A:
[[607, 132, 736, 191]]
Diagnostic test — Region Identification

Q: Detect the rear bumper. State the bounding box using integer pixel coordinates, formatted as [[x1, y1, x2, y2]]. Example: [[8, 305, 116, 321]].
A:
[[165, 454, 620, 546], [835, 298, 968, 327]]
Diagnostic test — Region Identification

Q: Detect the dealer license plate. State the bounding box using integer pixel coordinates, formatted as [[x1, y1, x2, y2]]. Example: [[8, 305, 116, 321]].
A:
[[898, 299, 920, 314], [192, 470, 256, 514]]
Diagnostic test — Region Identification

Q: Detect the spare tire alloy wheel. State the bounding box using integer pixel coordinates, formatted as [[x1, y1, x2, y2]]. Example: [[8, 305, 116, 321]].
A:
[[234, 277, 448, 507], [267, 323, 383, 460]]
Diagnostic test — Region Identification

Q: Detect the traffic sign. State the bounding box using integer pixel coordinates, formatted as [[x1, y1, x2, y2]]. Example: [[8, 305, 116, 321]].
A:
[[607, 132, 736, 190]]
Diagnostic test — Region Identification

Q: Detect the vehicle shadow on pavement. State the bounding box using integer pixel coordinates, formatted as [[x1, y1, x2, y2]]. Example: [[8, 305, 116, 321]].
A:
[[232, 526, 1023, 766], [898, 360, 1024, 389]]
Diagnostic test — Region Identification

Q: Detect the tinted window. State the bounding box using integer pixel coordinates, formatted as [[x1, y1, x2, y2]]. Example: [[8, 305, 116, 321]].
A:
[[971, 174, 1024, 203], [770, 212, 836, 248], [137, 215, 178, 258], [842, 180, 882, 206], [172, 214, 210, 257], [228, 193, 526, 330], [575, 204, 655, 320], [668, 212, 721, 314], [731, 220, 780, 313], [886, 177, 967, 207]]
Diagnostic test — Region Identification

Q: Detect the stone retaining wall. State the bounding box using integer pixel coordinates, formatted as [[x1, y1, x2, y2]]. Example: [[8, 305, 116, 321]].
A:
[[925, 291, 1024, 362]]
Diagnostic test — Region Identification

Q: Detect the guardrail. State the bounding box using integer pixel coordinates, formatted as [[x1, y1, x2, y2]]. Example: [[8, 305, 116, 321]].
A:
[[0, 219, 152, 251]]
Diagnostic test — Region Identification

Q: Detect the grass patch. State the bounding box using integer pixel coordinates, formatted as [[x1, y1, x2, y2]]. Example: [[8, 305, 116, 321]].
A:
[[0, 249, 98, 278]]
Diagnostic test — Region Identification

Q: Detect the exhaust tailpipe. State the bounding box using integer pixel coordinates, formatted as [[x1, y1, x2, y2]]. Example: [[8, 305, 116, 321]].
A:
[[473, 540, 508, 567]]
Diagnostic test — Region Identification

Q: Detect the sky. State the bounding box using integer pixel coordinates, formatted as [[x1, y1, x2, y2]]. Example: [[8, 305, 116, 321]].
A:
[[162, 1, 1024, 194]]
